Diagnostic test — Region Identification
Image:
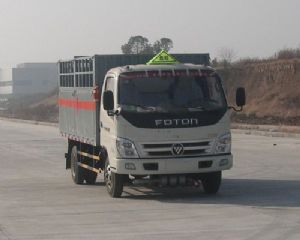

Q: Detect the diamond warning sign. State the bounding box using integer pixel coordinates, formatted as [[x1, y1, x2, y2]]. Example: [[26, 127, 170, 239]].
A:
[[147, 50, 179, 65]]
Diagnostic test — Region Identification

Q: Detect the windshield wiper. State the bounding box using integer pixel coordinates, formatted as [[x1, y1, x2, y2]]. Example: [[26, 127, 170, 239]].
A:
[[187, 106, 206, 111], [125, 104, 156, 112]]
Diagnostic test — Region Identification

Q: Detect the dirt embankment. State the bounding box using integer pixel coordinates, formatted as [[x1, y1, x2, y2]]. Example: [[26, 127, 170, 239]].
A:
[[219, 59, 300, 125], [1, 90, 58, 123]]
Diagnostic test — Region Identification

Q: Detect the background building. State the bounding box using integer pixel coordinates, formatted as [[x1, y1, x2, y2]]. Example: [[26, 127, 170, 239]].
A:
[[0, 62, 58, 110], [0, 63, 58, 97], [0, 68, 13, 96]]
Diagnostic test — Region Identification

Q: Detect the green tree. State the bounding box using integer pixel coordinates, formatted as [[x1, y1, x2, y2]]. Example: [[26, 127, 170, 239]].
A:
[[121, 36, 174, 54], [121, 36, 152, 54], [153, 38, 174, 54]]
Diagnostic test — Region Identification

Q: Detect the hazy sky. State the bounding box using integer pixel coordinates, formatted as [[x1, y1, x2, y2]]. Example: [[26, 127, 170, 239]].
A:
[[1, 0, 299, 67]]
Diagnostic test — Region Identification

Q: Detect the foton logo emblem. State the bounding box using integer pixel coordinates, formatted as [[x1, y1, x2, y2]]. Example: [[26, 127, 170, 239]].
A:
[[172, 143, 184, 156], [155, 119, 199, 127]]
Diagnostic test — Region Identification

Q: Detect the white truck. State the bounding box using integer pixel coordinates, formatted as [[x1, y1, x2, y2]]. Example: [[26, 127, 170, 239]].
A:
[[59, 51, 245, 197]]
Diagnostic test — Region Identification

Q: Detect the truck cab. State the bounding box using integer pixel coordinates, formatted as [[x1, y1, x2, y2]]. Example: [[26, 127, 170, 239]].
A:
[[101, 63, 242, 197]]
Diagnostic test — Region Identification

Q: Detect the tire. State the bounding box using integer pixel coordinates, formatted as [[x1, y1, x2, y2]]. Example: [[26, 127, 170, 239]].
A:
[[70, 145, 84, 184], [104, 160, 123, 198], [201, 171, 222, 194], [84, 170, 98, 185]]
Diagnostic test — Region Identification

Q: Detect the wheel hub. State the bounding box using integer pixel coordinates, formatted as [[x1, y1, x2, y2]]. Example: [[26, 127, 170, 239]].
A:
[[105, 163, 112, 190]]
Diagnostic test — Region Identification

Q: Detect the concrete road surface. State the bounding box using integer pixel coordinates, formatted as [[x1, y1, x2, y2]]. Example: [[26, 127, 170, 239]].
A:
[[0, 119, 300, 240]]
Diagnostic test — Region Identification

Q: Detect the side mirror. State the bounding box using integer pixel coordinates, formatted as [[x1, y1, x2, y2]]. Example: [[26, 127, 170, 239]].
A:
[[236, 87, 246, 107], [103, 90, 114, 111]]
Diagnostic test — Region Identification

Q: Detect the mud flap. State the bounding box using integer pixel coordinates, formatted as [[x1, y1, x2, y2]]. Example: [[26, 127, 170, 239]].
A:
[[65, 152, 71, 169]]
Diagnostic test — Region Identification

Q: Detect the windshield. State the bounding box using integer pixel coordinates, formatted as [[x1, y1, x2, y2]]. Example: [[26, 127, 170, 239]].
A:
[[118, 72, 227, 113]]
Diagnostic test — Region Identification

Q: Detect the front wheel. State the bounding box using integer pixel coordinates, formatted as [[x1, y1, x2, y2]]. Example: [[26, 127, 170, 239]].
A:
[[104, 160, 124, 198], [201, 171, 222, 194]]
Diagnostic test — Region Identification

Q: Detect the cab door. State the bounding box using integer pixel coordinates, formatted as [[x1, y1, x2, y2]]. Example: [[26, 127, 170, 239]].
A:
[[100, 75, 117, 158]]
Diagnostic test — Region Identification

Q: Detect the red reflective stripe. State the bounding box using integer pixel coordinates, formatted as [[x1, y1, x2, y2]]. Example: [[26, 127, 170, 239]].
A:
[[59, 99, 76, 108], [58, 99, 96, 111], [77, 101, 96, 110]]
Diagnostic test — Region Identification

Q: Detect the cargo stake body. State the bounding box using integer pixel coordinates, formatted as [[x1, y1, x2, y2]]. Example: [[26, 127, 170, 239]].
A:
[[58, 51, 245, 198]]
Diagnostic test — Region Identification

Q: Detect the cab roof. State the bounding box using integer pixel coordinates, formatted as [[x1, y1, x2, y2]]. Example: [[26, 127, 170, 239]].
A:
[[107, 63, 215, 76]]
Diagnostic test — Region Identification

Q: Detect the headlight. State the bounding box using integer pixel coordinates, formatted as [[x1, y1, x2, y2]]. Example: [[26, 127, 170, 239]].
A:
[[214, 132, 231, 154], [116, 137, 139, 158]]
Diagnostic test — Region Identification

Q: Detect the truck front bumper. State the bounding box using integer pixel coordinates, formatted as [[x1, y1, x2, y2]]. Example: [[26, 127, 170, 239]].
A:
[[114, 154, 233, 175]]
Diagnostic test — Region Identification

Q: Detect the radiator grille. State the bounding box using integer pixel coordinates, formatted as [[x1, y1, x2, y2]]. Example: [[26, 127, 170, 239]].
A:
[[141, 140, 213, 157]]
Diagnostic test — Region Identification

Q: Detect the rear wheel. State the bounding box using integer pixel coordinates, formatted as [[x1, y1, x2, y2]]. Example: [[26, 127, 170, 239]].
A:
[[104, 160, 123, 198], [70, 145, 84, 184], [201, 171, 222, 194], [84, 170, 98, 185]]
